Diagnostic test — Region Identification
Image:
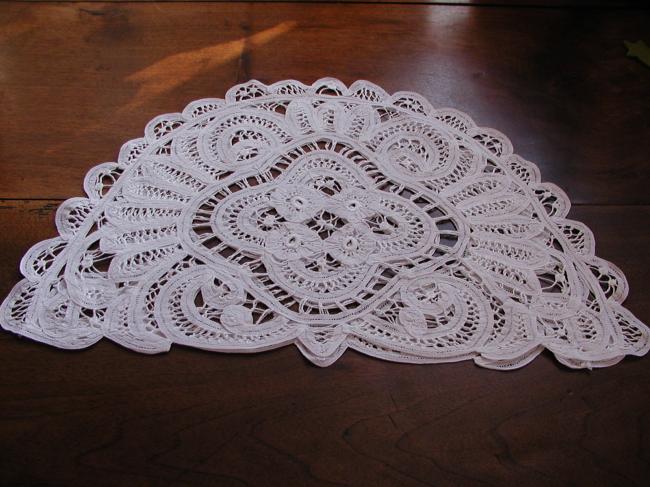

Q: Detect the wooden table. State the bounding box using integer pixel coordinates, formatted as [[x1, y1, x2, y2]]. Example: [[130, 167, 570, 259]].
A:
[[1, 1, 649, 485]]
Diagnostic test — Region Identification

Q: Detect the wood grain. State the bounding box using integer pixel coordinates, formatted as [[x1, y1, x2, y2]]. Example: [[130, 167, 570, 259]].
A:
[[10, 0, 650, 7], [1, 2, 649, 486], [1, 3, 649, 202], [0, 202, 648, 486]]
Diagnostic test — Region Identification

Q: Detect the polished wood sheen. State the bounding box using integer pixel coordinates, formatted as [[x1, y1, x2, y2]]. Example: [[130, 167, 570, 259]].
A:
[[0, 2, 649, 485], [11, 0, 650, 6]]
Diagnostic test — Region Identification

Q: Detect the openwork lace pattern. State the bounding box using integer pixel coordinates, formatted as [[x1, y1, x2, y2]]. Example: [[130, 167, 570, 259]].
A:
[[2, 78, 648, 369]]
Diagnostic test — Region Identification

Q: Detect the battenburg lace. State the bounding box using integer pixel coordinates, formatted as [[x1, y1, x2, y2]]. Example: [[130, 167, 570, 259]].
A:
[[2, 79, 648, 369]]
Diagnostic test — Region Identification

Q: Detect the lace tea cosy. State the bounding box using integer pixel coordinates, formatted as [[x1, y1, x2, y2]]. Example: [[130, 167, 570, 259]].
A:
[[1, 78, 648, 369]]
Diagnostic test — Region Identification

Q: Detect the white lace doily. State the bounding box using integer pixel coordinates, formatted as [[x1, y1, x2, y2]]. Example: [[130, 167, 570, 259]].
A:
[[2, 78, 648, 369]]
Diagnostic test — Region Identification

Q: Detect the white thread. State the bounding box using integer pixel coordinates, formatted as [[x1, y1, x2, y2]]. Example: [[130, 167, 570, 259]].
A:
[[1, 78, 647, 369]]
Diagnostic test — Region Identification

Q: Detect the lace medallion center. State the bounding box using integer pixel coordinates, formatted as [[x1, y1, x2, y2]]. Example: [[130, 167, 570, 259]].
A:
[[1, 78, 647, 369]]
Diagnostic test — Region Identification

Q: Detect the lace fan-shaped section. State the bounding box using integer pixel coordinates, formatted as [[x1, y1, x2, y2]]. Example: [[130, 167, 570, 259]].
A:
[[1, 78, 648, 369]]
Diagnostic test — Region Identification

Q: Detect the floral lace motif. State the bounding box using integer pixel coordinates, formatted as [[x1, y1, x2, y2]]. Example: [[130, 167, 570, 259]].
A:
[[1, 78, 648, 369]]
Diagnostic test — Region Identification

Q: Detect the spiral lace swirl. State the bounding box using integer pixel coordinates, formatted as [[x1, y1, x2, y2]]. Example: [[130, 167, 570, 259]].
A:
[[1, 78, 647, 369]]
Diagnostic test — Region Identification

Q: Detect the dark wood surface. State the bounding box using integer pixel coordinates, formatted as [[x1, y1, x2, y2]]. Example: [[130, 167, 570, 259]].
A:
[[1, 2, 649, 486], [10, 0, 650, 7], [2, 2, 650, 203]]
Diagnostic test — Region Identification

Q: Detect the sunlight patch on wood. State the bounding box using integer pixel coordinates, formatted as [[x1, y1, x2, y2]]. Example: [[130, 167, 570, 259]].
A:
[[121, 21, 297, 113]]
